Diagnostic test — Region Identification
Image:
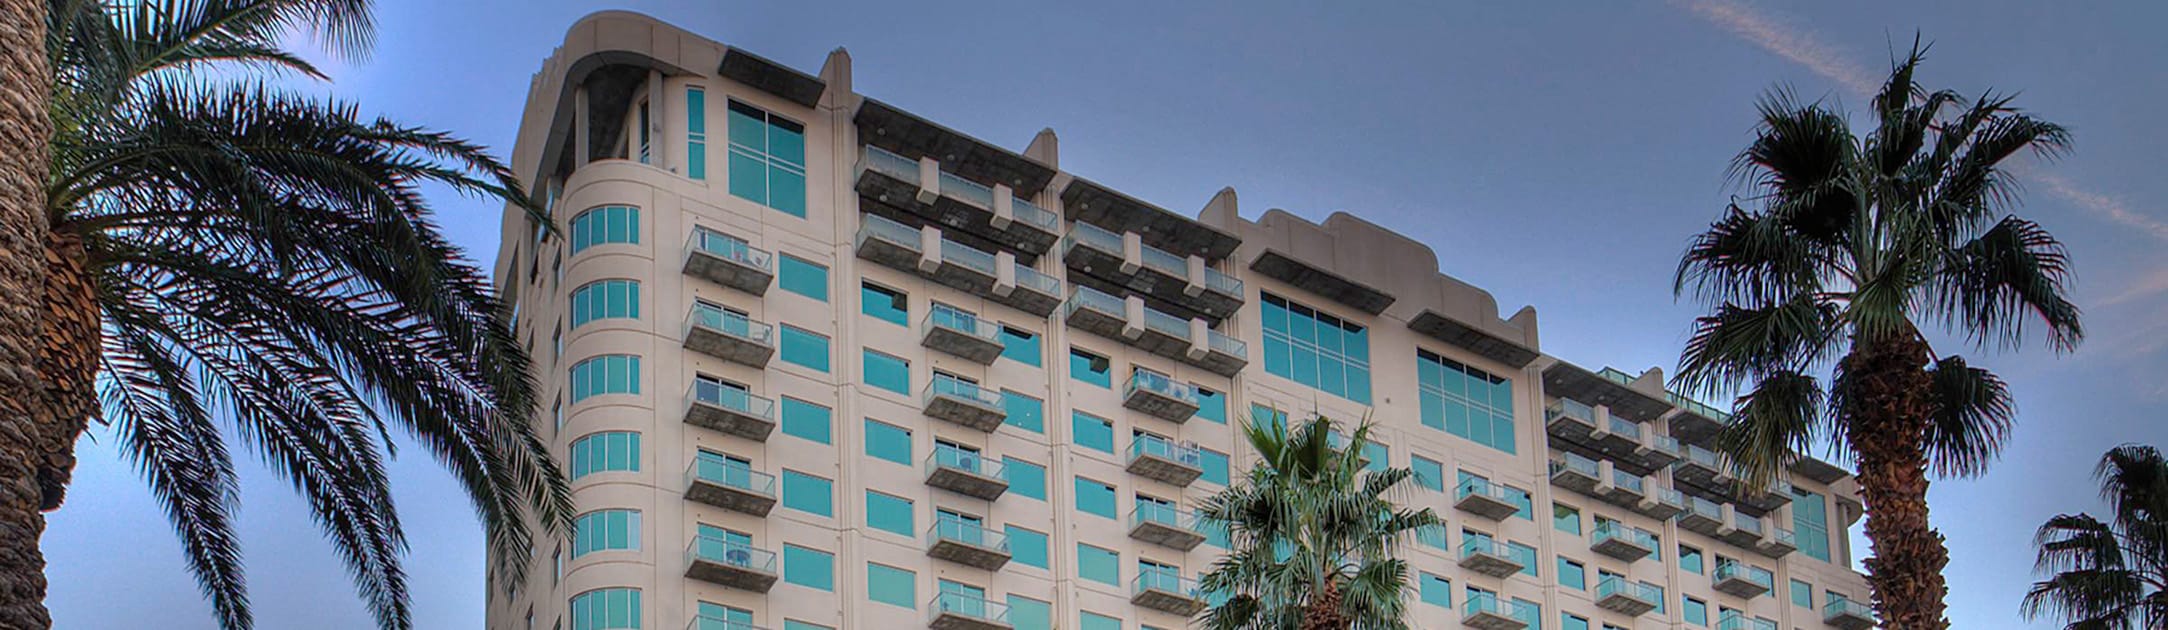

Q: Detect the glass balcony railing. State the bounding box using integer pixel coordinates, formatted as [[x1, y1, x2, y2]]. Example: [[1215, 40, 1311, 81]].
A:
[[1772, 526, 1796, 547], [1548, 398, 1597, 425], [859, 213, 923, 251], [1127, 368, 1201, 406], [689, 227, 773, 271], [1459, 536, 1511, 562], [1824, 598, 1873, 621], [1717, 611, 1777, 630], [1714, 561, 1774, 590], [1131, 502, 1204, 533], [926, 443, 1004, 479], [1650, 487, 1686, 509], [1611, 470, 1646, 494], [1669, 390, 1733, 424], [1202, 266, 1242, 297], [1462, 592, 1537, 623], [1139, 244, 1190, 278], [928, 516, 1009, 552], [1010, 197, 1057, 231], [1207, 329, 1247, 358], [926, 304, 1000, 341], [1067, 221, 1124, 253], [1598, 367, 1638, 387], [1141, 308, 1193, 339], [687, 535, 775, 574], [1596, 574, 1660, 605], [1551, 452, 1601, 478], [861, 145, 919, 180], [1013, 261, 1060, 295], [1651, 434, 1682, 456], [1129, 434, 1203, 468], [1593, 521, 1656, 550], [1607, 415, 1643, 438], [862, 146, 1056, 231], [1063, 221, 1240, 298], [1678, 442, 1723, 470], [937, 171, 996, 209], [938, 238, 997, 275], [1679, 494, 1723, 522], [925, 373, 1005, 409], [1456, 477, 1517, 505], [1733, 513, 1765, 536], [688, 302, 773, 344], [690, 382, 775, 421], [1134, 570, 1201, 598], [930, 592, 1009, 624], [1065, 285, 1125, 317], [688, 453, 775, 497]]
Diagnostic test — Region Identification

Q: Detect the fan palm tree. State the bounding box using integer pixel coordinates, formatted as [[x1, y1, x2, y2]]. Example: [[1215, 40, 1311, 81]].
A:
[[0, 1, 572, 629], [2023, 445, 2168, 629], [1672, 43, 2080, 629], [1196, 413, 1441, 630]]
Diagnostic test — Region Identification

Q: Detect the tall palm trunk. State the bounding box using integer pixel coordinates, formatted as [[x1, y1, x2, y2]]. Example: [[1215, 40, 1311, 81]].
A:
[[1842, 334, 1949, 630], [35, 233, 98, 511], [1304, 575, 1347, 630], [0, 0, 53, 627]]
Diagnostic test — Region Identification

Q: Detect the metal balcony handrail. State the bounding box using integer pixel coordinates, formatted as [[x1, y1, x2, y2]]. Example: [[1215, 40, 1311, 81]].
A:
[[688, 227, 773, 270], [1129, 434, 1203, 467], [689, 382, 775, 420], [926, 304, 1000, 340], [1126, 367, 1201, 406], [925, 443, 1004, 479], [686, 536, 775, 573], [687, 302, 773, 344], [687, 453, 775, 496], [924, 373, 1004, 408], [927, 516, 1009, 552]]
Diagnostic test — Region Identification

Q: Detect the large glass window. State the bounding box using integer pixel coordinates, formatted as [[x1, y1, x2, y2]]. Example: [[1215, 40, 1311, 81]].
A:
[[1554, 503, 1582, 535], [1683, 596, 1708, 626], [1072, 412, 1114, 454], [1069, 348, 1111, 388], [778, 254, 828, 301], [1002, 391, 1043, 433], [1074, 477, 1116, 518], [780, 326, 831, 372], [1004, 458, 1046, 500], [1008, 596, 1050, 630], [1793, 487, 1832, 562], [572, 509, 640, 557], [568, 205, 638, 254], [864, 419, 912, 465], [1007, 525, 1049, 568], [569, 355, 639, 402], [1557, 557, 1585, 590], [781, 470, 832, 517], [1076, 544, 1119, 586], [727, 100, 807, 217], [1679, 545, 1704, 574], [685, 87, 708, 180], [1419, 573, 1451, 607], [780, 397, 831, 444], [1079, 612, 1121, 630], [570, 588, 641, 630], [1260, 293, 1371, 403], [782, 544, 834, 591], [1791, 579, 1814, 608], [1194, 386, 1226, 424], [999, 326, 1041, 366], [863, 350, 910, 395], [569, 431, 639, 479], [866, 563, 916, 608], [866, 491, 914, 536], [1410, 455, 1444, 491], [1199, 448, 1230, 486], [1417, 349, 1516, 453], [861, 283, 908, 326], [569, 279, 640, 328]]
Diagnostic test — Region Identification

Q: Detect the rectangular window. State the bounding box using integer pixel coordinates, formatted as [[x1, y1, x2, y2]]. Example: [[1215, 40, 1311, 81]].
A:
[[1069, 348, 1111, 388], [1260, 293, 1371, 403], [1073, 477, 1116, 519], [780, 397, 831, 444], [1557, 557, 1585, 590], [1416, 349, 1516, 453], [1792, 579, 1813, 608], [866, 563, 915, 609], [778, 254, 828, 301], [1683, 596, 1708, 626], [863, 350, 910, 395], [1002, 392, 1044, 433], [861, 282, 908, 326], [1079, 612, 1121, 630], [780, 470, 832, 517], [1562, 613, 1589, 630], [1194, 386, 1226, 423], [727, 100, 806, 217], [779, 326, 831, 372], [865, 491, 914, 536], [864, 419, 912, 465], [1004, 458, 1046, 500], [685, 87, 707, 179], [1793, 487, 1832, 562], [1419, 573, 1452, 607], [1507, 542, 1539, 577], [999, 326, 1041, 367], [1072, 412, 1114, 454], [1679, 545, 1704, 574], [569, 354, 640, 402], [1554, 503, 1582, 535], [569, 431, 640, 478], [1077, 544, 1119, 586], [569, 588, 640, 630], [782, 544, 834, 591], [1645, 582, 1667, 613], [1360, 441, 1388, 473], [1008, 596, 1051, 630], [1410, 455, 1444, 492], [1007, 525, 1049, 569], [1198, 448, 1230, 486]]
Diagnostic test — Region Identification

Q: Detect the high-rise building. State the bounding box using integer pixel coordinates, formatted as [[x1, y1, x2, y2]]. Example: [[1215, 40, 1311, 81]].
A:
[[488, 11, 1874, 630]]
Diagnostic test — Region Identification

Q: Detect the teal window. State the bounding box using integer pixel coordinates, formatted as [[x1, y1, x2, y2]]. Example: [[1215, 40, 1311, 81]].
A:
[[1793, 487, 1832, 562], [1079, 612, 1121, 630], [1259, 293, 1370, 403], [1072, 412, 1114, 454], [999, 326, 1041, 366], [1008, 596, 1051, 630], [1554, 503, 1582, 535], [1411, 455, 1443, 491], [781, 470, 832, 517], [1557, 557, 1585, 590], [569, 279, 640, 328], [1250, 404, 1288, 433], [1646, 582, 1667, 613], [782, 544, 834, 591], [570, 588, 641, 630], [686, 87, 707, 180], [727, 100, 806, 217], [782, 621, 830, 630], [863, 350, 910, 395], [569, 354, 640, 402], [1562, 613, 1589, 630], [695, 602, 749, 630], [1069, 348, 1111, 388], [780, 397, 831, 444], [1074, 477, 1116, 519], [1419, 573, 1452, 607], [866, 491, 914, 536], [779, 326, 830, 372], [864, 419, 912, 465], [1004, 457, 1046, 500], [861, 283, 908, 326], [1417, 524, 1449, 550], [778, 254, 828, 301], [1199, 448, 1230, 486], [568, 205, 638, 254], [1417, 349, 1516, 453], [1007, 525, 1049, 568], [1002, 392, 1044, 433], [1077, 544, 1119, 586], [1791, 579, 1813, 608], [1683, 596, 1708, 626], [569, 431, 640, 479], [1679, 545, 1704, 574], [571, 509, 640, 557], [1513, 599, 1542, 628], [1509, 542, 1539, 577], [1202, 519, 1231, 548], [1360, 441, 1388, 472], [1194, 387, 1226, 423], [866, 563, 915, 609]]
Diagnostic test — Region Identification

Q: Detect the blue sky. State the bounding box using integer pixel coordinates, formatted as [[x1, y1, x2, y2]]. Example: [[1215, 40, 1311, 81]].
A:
[[42, 1, 2168, 628]]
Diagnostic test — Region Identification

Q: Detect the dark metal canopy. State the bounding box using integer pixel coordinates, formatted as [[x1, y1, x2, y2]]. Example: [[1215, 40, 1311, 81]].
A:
[[853, 99, 1057, 197], [717, 49, 825, 108], [1060, 178, 1243, 260], [1408, 311, 1539, 368], [1248, 250, 1395, 315], [1540, 362, 1672, 422]]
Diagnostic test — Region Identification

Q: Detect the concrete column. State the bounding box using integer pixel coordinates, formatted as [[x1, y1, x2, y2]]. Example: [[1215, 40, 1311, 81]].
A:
[[917, 225, 943, 273], [992, 250, 1018, 297], [573, 86, 591, 167], [916, 156, 940, 205], [647, 69, 667, 171], [1595, 459, 1618, 492], [1121, 295, 1146, 340], [1183, 254, 1208, 297], [990, 183, 1015, 229], [1718, 503, 1741, 535], [1186, 317, 1210, 360], [1591, 405, 1614, 438], [1119, 231, 1143, 274]]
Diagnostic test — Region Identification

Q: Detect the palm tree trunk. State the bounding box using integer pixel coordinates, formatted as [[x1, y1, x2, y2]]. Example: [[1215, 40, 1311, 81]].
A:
[[1842, 335, 1949, 630], [0, 0, 53, 627], [1304, 575, 1347, 630], [35, 233, 98, 511]]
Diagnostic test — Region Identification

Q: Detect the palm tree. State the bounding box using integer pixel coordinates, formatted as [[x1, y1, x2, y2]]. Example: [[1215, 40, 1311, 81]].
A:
[[1196, 413, 1441, 630], [0, 1, 572, 629], [1672, 43, 2081, 629], [2023, 445, 2168, 628], [0, 0, 56, 628]]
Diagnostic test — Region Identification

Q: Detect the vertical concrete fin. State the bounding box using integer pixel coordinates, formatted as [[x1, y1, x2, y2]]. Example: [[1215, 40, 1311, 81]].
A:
[[916, 156, 941, 205], [1200, 187, 1239, 225], [1025, 128, 1059, 169], [818, 47, 854, 109]]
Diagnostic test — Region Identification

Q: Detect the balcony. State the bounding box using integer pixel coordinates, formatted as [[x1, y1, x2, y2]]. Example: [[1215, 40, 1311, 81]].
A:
[[928, 591, 1013, 630], [1674, 493, 1726, 535], [1548, 452, 1602, 493], [926, 518, 1011, 570], [923, 374, 1007, 432], [1591, 521, 1657, 562], [1461, 594, 1535, 630], [1594, 575, 1661, 616], [1719, 512, 1767, 549], [1457, 537, 1525, 578], [1546, 399, 1681, 474], [683, 303, 775, 367], [684, 382, 776, 441], [1755, 525, 1798, 559], [1672, 442, 1730, 488], [1713, 561, 1775, 598], [683, 227, 774, 295], [1131, 572, 1207, 616], [1675, 442, 1796, 515], [1063, 285, 1248, 377], [921, 304, 1005, 364], [855, 214, 1063, 316], [1126, 434, 1204, 486], [1061, 221, 1244, 320], [1823, 598, 1876, 630], [684, 455, 776, 516], [1123, 367, 1202, 422], [924, 444, 1009, 500], [1718, 611, 1778, 630], [1454, 478, 1524, 521], [684, 536, 778, 592], [1129, 503, 1207, 551], [1634, 486, 1688, 520], [855, 145, 1060, 256]]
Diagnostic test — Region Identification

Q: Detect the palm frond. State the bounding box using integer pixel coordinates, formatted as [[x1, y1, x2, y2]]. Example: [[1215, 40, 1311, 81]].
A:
[[1921, 356, 2012, 478], [1937, 215, 2082, 352], [1715, 371, 1822, 494]]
